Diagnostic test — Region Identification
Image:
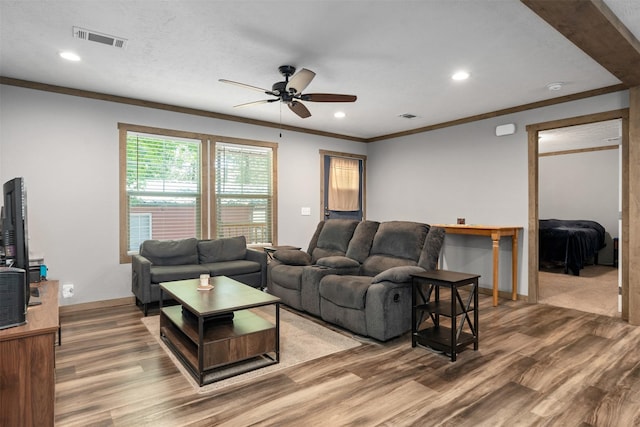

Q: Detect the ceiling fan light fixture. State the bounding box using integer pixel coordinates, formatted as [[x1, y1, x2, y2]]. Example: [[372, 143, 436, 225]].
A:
[[334, 111, 346, 119]]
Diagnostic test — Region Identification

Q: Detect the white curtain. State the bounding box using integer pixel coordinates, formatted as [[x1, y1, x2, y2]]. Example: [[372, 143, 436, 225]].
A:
[[328, 157, 360, 211]]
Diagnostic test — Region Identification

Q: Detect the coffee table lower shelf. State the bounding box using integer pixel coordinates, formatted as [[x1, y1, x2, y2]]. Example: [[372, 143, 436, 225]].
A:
[[160, 305, 279, 386]]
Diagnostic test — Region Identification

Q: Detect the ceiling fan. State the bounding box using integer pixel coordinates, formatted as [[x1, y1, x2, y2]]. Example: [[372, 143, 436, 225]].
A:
[[219, 65, 357, 119]]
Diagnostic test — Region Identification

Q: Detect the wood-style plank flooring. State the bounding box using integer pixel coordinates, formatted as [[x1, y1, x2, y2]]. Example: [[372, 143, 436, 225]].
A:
[[55, 295, 640, 426]]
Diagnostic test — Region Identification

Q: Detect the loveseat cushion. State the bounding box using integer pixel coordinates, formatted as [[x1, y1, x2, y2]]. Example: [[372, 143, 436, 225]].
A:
[[372, 265, 426, 283], [141, 238, 199, 266], [320, 275, 371, 310], [201, 260, 261, 276], [345, 220, 380, 263], [369, 221, 429, 260], [274, 249, 311, 266], [316, 256, 360, 269], [150, 264, 209, 283], [311, 219, 359, 263], [198, 236, 246, 263], [362, 255, 418, 277], [270, 264, 304, 290], [418, 226, 446, 270]]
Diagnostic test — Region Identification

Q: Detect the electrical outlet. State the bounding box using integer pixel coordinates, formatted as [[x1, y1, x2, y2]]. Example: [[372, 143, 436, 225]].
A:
[[62, 283, 74, 298]]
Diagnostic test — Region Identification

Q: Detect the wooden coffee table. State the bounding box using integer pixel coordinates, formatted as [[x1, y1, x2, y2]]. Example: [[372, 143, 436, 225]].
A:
[[159, 276, 280, 386]]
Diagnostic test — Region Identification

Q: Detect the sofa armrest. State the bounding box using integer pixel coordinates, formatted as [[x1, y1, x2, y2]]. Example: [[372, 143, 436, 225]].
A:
[[316, 255, 360, 269], [131, 254, 152, 303], [245, 248, 268, 288], [273, 249, 311, 266]]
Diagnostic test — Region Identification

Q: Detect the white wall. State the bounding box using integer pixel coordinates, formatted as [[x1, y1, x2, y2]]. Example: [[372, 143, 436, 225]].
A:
[[0, 84, 629, 305], [539, 148, 619, 264], [0, 85, 366, 306], [366, 91, 628, 296]]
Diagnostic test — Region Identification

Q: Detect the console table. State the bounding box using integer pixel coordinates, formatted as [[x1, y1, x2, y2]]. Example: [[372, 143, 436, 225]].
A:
[[434, 224, 522, 306], [0, 280, 59, 426]]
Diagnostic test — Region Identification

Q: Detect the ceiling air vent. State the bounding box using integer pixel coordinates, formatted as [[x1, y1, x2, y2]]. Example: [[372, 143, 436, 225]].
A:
[[398, 113, 417, 119], [73, 26, 127, 49]]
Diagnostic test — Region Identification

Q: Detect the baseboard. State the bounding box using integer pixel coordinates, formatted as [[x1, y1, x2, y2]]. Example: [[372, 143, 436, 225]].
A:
[[59, 296, 135, 314]]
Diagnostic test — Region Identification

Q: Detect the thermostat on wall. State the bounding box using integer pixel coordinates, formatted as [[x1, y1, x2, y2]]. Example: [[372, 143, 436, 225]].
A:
[[496, 123, 516, 136]]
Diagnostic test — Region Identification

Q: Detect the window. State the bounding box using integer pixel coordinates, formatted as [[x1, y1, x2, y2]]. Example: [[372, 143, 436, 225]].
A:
[[119, 124, 206, 262], [119, 124, 277, 263], [214, 140, 274, 245]]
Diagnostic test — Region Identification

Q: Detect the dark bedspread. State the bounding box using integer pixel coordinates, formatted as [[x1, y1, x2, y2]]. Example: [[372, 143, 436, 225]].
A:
[[539, 219, 606, 276]]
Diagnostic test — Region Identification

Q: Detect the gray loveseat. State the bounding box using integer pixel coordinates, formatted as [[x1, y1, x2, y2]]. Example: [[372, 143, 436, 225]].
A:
[[267, 219, 445, 341], [132, 235, 267, 315]]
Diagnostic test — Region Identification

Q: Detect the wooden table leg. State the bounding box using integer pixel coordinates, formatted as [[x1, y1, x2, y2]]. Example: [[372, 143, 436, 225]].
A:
[[491, 231, 500, 306], [512, 230, 519, 301]]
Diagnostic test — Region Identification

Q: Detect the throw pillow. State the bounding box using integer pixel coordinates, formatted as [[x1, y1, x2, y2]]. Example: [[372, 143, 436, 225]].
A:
[[371, 265, 426, 283], [198, 236, 247, 263], [273, 249, 311, 266]]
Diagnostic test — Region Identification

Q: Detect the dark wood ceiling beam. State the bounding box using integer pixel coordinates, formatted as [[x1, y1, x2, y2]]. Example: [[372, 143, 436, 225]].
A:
[[521, 0, 640, 87]]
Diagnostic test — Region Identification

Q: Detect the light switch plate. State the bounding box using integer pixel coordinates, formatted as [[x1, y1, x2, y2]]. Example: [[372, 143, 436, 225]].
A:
[[301, 207, 311, 216]]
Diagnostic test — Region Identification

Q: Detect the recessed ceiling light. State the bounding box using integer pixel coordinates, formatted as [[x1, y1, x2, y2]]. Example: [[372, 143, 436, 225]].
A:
[[546, 82, 563, 91], [452, 71, 470, 81], [334, 111, 346, 119], [60, 51, 81, 61]]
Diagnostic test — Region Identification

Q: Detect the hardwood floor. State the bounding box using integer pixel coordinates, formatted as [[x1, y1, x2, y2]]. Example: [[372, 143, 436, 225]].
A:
[[55, 295, 640, 426]]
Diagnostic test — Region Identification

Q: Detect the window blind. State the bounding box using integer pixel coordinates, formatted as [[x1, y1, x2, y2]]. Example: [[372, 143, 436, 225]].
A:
[[126, 132, 201, 253], [215, 142, 273, 245]]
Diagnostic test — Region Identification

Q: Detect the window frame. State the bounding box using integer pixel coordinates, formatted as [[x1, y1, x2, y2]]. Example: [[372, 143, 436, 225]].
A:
[[212, 135, 278, 246], [118, 124, 277, 263]]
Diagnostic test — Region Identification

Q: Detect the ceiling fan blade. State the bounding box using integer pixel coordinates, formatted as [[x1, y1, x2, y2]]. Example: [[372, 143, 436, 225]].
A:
[[233, 99, 278, 108], [219, 79, 270, 93], [288, 101, 311, 118], [301, 93, 357, 102], [286, 68, 316, 94]]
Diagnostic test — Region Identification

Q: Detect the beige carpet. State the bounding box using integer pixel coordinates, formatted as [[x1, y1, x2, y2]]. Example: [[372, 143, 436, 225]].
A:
[[142, 306, 361, 394], [538, 264, 619, 317]]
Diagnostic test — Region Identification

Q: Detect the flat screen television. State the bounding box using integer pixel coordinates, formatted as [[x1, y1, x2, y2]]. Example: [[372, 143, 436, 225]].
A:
[[2, 177, 30, 306]]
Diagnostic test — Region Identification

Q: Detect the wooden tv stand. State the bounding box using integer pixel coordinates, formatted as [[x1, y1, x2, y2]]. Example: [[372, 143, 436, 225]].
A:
[[0, 280, 59, 427]]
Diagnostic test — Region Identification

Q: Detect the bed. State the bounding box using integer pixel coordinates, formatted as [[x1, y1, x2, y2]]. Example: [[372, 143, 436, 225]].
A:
[[539, 219, 606, 276]]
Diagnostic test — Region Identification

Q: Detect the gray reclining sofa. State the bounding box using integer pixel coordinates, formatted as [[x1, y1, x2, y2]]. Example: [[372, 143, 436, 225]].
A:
[[267, 219, 445, 341], [132, 235, 267, 315]]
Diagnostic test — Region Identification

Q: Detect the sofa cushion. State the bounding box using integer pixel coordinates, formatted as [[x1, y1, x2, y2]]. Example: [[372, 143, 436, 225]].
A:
[[418, 226, 446, 270], [150, 264, 209, 283], [361, 255, 418, 277], [311, 219, 359, 263], [345, 220, 380, 263], [372, 265, 426, 283], [201, 260, 261, 276], [274, 249, 311, 266], [320, 275, 371, 310], [270, 264, 304, 291], [141, 238, 199, 266], [369, 221, 429, 260], [198, 236, 247, 263], [316, 256, 360, 269]]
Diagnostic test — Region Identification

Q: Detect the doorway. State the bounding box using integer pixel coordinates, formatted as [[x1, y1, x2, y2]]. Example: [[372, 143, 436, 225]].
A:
[[319, 150, 366, 221], [537, 119, 621, 317], [527, 109, 630, 319]]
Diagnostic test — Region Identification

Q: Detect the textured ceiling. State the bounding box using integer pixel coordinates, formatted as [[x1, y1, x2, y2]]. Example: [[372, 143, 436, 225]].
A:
[[0, 0, 638, 140]]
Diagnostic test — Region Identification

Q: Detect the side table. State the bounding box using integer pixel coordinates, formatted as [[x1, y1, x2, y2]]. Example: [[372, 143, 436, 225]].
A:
[[411, 270, 479, 361]]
